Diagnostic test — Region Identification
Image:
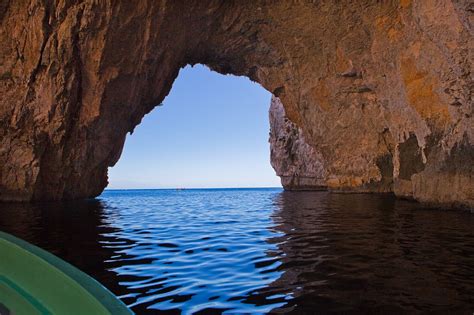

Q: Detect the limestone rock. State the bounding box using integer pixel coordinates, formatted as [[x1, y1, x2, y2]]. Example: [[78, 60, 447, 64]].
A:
[[0, 1, 472, 208], [269, 96, 326, 190]]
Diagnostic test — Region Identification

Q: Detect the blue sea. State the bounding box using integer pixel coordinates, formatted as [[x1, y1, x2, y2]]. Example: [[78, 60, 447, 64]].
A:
[[0, 188, 473, 314]]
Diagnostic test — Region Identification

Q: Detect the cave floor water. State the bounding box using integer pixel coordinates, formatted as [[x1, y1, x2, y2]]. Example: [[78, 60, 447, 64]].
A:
[[0, 188, 473, 314]]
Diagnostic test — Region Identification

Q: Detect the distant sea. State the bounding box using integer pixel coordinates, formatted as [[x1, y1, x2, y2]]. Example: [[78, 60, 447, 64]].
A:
[[0, 188, 473, 314]]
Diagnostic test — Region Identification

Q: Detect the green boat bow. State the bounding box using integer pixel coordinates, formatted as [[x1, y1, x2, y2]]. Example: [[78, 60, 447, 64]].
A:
[[0, 231, 132, 314]]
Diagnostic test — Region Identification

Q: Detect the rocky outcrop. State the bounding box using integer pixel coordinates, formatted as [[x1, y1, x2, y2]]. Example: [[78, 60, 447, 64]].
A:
[[0, 1, 472, 208], [270, 96, 326, 190]]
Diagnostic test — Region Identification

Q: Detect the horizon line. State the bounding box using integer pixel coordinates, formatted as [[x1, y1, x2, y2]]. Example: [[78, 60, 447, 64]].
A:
[[104, 186, 282, 191]]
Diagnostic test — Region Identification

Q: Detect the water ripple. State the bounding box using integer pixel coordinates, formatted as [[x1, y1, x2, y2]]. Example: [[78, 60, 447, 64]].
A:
[[0, 189, 473, 314]]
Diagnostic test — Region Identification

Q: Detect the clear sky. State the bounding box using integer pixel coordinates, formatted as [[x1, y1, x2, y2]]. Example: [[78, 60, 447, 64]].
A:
[[107, 65, 281, 189]]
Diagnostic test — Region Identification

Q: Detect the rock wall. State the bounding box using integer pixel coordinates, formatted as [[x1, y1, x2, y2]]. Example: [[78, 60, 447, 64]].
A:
[[0, 1, 472, 208], [269, 96, 327, 190]]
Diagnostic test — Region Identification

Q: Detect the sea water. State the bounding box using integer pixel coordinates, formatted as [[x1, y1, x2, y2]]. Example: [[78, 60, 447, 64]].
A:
[[0, 188, 473, 314]]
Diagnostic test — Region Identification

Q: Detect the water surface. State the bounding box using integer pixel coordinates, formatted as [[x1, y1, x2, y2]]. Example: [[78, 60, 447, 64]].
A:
[[0, 189, 473, 314]]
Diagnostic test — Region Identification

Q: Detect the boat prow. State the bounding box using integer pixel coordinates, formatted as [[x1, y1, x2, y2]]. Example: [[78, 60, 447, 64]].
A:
[[0, 231, 133, 314]]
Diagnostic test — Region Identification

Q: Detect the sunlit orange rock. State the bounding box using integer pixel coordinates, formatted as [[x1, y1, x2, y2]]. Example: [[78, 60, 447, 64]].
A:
[[0, 1, 472, 208]]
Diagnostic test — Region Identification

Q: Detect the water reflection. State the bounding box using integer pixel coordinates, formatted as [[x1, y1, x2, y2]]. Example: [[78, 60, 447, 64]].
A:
[[267, 191, 474, 313], [97, 189, 286, 314], [0, 189, 473, 314]]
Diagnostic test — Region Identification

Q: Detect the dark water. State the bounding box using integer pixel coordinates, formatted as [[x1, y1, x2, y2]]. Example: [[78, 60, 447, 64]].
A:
[[0, 188, 473, 314]]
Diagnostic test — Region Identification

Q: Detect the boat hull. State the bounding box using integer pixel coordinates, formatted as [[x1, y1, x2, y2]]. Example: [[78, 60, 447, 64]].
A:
[[0, 231, 132, 314]]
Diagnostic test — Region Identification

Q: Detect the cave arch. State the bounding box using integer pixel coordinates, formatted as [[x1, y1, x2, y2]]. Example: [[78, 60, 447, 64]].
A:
[[0, 1, 472, 207], [107, 64, 280, 189]]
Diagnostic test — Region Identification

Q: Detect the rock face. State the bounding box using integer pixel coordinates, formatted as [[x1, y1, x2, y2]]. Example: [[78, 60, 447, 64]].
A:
[[0, 1, 472, 208], [270, 96, 327, 190]]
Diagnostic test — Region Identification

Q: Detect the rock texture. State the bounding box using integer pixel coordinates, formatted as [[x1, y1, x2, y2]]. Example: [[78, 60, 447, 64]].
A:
[[270, 96, 326, 190], [0, 1, 472, 208]]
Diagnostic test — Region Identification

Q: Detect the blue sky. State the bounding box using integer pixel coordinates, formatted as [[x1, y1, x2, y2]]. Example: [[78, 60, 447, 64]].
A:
[[107, 65, 281, 189]]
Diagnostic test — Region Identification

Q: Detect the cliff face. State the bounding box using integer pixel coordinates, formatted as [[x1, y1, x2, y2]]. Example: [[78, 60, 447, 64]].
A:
[[269, 96, 327, 190], [0, 1, 472, 207]]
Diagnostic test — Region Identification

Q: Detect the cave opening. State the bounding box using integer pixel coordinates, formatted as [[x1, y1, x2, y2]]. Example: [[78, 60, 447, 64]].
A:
[[107, 65, 281, 190]]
